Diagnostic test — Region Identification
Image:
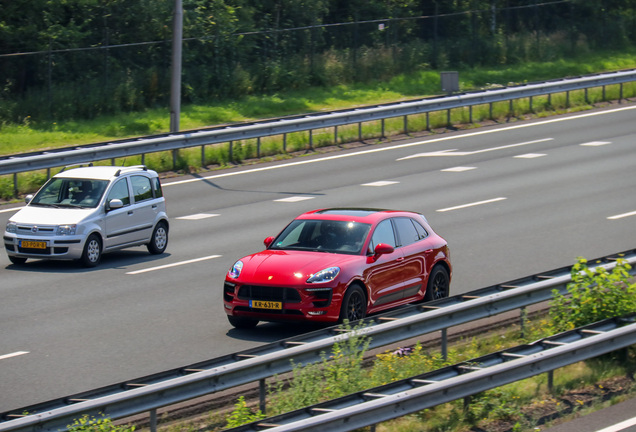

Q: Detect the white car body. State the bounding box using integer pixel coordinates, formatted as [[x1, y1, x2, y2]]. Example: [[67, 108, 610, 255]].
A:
[[4, 165, 169, 267]]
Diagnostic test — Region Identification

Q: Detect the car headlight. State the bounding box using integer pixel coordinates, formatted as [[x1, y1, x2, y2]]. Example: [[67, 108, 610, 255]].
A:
[[228, 260, 244, 279], [56, 225, 77, 235], [307, 267, 340, 283], [6, 222, 17, 233]]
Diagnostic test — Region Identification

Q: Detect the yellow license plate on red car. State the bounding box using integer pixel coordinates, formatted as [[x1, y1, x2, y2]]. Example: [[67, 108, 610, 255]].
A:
[[20, 240, 47, 249], [250, 300, 282, 310]]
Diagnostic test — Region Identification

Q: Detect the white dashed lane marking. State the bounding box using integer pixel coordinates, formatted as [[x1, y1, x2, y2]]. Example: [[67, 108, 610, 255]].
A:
[[176, 213, 219, 220], [361, 181, 399, 187], [515, 153, 546, 159], [581, 141, 611, 146], [437, 197, 507, 213], [274, 196, 315, 203], [608, 210, 636, 220], [441, 166, 476, 172], [126, 255, 222, 275], [0, 351, 29, 361]]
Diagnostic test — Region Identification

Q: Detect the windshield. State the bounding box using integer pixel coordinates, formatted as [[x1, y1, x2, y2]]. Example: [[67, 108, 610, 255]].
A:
[[30, 178, 109, 209], [269, 219, 371, 254]]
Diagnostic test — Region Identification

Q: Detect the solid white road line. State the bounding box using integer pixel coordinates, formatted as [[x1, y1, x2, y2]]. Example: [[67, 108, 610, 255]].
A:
[[161, 105, 636, 188], [594, 416, 636, 432], [437, 197, 507, 213], [608, 210, 636, 220], [126, 255, 222, 275], [0, 351, 29, 361], [0, 206, 23, 214]]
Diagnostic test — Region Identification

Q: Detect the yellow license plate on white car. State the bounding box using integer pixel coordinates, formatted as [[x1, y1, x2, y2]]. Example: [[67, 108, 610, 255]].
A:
[[20, 240, 47, 249], [250, 300, 282, 310]]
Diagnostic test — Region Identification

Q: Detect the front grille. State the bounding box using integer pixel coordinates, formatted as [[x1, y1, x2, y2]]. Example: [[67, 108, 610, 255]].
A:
[[17, 246, 50, 255], [237, 285, 301, 303], [16, 225, 56, 236], [234, 306, 304, 316]]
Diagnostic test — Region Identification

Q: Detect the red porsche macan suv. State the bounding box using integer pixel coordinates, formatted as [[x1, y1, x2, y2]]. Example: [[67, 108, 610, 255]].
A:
[[223, 208, 451, 329]]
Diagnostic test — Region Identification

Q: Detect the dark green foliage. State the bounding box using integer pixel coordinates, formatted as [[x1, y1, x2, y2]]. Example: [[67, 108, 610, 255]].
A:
[[1, 1, 636, 123]]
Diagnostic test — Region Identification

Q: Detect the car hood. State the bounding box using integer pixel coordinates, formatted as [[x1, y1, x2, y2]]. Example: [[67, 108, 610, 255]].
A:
[[236, 250, 361, 284], [9, 205, 96, 225]]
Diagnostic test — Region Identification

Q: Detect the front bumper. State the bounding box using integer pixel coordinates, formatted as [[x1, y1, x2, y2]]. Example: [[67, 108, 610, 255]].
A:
[[4, 233, 85, 260], [223, 280, 342, 323]]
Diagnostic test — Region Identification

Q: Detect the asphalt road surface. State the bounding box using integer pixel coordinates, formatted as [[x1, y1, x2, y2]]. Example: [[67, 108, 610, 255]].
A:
[[1, 104, 635, 413]]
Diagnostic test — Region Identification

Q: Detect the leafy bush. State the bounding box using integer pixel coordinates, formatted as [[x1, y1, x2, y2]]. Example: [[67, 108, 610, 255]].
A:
[[550, 258, 636, 332], [225, 396, 266, 428], [67, 415, 135, 432]]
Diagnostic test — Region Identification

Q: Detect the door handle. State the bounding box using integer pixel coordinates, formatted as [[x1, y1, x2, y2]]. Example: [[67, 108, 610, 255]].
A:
[[397, 257, 404, 261], [128, 211, 134, 215]]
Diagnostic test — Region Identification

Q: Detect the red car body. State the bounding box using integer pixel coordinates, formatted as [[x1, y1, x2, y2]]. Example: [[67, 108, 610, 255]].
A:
[[223, 208, 451, 328]]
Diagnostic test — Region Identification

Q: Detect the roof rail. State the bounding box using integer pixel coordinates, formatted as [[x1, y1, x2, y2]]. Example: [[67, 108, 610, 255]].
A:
[[59, 162, 93, 172], [114, 165, 148, 177]]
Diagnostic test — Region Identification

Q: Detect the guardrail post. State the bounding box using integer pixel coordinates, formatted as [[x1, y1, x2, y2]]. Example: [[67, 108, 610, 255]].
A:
[[530, 96, 534, 113], [257, 137, 261, 158], [469, 106, 473, 124], [620, 83, 624, 103], [229, 141, 233, 162], [381, 118, 385, 139], [283, 134, 287, 152], [403, 115, 408, 135], [358, 122, 362, 141], [259, 378, 267, 414], [426, 112, 430, 130], [308, 130, 313, 151], [603, 85, 606, 101], [149, 409, 157, 432], [520, 307, 527, 339], [566, 91, 570, 108], [13, 173, 18, 198], [489, 102, 493, 120], [548, 370, 554, 393], [441, 328, 448, 361], [201, 145, 205, 167]]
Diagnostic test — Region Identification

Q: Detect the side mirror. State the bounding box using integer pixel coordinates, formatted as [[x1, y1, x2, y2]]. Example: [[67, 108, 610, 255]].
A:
[[107, 198, 124, 211], [25, 194, 33, 204], [373, 243, 394, 258], [263, 236, 275, 248]]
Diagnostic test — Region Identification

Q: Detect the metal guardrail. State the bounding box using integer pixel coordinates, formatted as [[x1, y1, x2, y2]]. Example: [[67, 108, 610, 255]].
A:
[[1, 69, 635, 177], [228, 315, 636, 432], [1, 248, 635, 432]]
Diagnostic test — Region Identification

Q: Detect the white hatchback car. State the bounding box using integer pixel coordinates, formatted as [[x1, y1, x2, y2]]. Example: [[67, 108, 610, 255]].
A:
[[4, 165, 169, 267]]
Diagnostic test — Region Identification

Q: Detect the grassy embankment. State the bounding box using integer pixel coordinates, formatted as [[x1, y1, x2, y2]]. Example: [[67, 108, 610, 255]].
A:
[[1, 49, 636, 200]]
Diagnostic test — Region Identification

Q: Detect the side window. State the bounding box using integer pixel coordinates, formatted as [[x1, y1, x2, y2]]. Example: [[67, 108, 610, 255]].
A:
[[370, 219, 397, 252], [413, 219, 429, 240], [107, 178, 130, 206], [152, 177, 163, 198], [131, 175, 153, 203], [394, 217, 420, 247]]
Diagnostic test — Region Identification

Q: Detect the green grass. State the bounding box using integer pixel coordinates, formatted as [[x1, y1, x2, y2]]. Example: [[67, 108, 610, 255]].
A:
[[2, 48, 635, 155]]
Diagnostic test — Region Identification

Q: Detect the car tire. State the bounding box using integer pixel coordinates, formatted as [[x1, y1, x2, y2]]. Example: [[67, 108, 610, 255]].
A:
[[339, 285, 366, 323], [80, 234, 102, 267], [227, 315, 259, 329], [147, 221, 168, 254], [424, 265, 450, 302], [9, 256, 27, 265]]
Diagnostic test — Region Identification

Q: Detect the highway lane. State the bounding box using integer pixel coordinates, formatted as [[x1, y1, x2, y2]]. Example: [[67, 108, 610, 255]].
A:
[[1, 105, 635, 412]]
